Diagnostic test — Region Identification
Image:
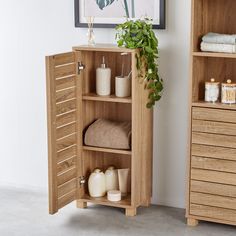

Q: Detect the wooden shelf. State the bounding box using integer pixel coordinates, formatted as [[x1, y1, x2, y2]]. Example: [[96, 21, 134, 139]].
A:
[[79, 194, 131, 209], [192, 101, 236, 111], [83, 145, 132, 155], [193, 52, 236, 59], [82, 93, 132, 104]]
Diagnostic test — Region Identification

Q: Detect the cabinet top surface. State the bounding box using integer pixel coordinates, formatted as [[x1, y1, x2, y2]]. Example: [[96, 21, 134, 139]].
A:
[[73, 44, 136, 53]]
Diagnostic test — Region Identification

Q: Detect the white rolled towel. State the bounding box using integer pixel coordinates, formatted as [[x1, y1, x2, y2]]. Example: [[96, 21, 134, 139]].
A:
[[202, 32, 236, 45], [201, 42, 236, 53]]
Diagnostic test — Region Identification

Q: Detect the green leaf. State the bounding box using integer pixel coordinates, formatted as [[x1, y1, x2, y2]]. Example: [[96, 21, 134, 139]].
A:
[[96, 0, 115, 10], [115, 18, 163, 108]]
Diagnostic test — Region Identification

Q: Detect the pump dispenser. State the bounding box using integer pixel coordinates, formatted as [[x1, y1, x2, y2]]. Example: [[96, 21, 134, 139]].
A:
[[96, 56, 111, 96]]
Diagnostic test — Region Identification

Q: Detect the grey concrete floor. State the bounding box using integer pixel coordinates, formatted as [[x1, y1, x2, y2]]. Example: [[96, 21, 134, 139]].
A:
[[0, 187, 235, 236]]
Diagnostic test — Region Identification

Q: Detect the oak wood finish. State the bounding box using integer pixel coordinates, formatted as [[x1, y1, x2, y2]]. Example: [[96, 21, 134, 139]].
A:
[[46, 45, 153, 216], [46, 53, 78, 214], [187, 0, 236, 226]]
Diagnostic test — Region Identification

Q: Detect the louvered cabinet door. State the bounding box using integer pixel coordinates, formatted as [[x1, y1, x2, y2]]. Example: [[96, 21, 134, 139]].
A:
[[46, 52, 82, 214]]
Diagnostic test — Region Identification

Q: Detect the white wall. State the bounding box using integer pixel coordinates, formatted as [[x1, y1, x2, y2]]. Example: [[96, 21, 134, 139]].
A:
[[0, 0, 191, 208]]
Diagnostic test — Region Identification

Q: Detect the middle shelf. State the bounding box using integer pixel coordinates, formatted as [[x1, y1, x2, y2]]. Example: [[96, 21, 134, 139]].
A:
[[82, 93, 132, 104], [83, 145, 132, 155]]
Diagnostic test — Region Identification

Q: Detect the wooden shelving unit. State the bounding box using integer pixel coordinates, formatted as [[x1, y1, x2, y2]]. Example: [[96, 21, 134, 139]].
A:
[[186, 0, 236, 227], [46, 44, 153, 217]]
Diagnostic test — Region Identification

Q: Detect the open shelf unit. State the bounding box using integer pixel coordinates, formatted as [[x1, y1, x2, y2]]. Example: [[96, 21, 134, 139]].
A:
[[46, 44, 153, 217], [186, 0, 236, 227]]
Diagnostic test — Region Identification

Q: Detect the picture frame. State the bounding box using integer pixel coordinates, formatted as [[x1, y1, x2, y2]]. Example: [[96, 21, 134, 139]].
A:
[[74, 0, 166, 29]]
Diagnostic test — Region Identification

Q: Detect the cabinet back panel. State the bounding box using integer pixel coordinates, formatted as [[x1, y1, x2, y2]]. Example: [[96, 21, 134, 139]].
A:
[[192, 0, 236, 51], [192, 57, 236, 102], [81, 51, 131, 95], [81, 150, 131, 195], [82, 101, 131, 132]]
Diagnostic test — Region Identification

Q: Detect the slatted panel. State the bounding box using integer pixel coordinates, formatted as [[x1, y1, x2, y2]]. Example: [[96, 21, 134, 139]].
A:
[[191, 156, 236, 173], [192, 144, 236, 161], [46, 52, 80, 214], [192, 107, 236, 123], [191, 180, 236, 198]]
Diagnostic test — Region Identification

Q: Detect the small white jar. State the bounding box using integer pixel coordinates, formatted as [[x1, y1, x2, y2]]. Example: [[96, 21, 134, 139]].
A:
[[205, 78, 220, 103], [115, 76, 131, 98], [107, 190, 121, 202]]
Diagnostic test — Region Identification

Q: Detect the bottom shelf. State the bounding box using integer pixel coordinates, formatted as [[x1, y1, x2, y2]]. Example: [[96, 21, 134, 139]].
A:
[[80, 194, 131, 209]]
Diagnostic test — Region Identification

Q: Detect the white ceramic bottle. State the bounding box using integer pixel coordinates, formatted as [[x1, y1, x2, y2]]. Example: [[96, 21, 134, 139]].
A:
[[88, 168, 106, 198], [96, 56, 111, 96], [105, 166, 119, 191]]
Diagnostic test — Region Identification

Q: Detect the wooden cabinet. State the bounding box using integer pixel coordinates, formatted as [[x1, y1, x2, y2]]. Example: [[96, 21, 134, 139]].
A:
[[187, 0, 236, 226], [45, 45, 153, 216]]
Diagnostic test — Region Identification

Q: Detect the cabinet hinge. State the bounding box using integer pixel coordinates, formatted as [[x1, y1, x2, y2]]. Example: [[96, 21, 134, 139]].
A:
[[78, 62, 85, 74], [79, 176, 86, 186]]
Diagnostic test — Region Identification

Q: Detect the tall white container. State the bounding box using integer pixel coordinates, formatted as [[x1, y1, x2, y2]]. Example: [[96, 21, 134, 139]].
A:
[[105, 166, 119, 191], [96, 56, 111, 96]]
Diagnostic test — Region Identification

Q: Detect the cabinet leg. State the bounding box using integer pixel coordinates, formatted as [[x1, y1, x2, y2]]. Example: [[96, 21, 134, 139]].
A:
[[187, 218, 199, 227], [125, 208, 137, 217], [77, 200, 87, 209]]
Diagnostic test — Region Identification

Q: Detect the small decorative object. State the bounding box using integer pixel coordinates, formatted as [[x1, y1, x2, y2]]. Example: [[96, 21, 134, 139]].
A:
[[107, 190, 121, 202], [88, 168, 106, 197], [221, 79, 236, 104], [96, 56, 111, 96], [87, 16, 95, 46], [75, 0, 166, 29], [116, 18, 163, 108], [204, 78, 220, 103], [105, 166, 119, 191], [118, 169, 129, 196]]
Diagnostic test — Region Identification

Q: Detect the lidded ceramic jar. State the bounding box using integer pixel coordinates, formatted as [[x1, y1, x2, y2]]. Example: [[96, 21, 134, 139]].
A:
[[221, 79, 236, 104], [88, 168, 106, 198], [205, 78, 220, 103], [105, 166, 119, 191]]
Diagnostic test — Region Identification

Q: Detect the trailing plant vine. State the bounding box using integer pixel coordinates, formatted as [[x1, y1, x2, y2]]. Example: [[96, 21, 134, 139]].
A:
[[116, 19, 163, 108]]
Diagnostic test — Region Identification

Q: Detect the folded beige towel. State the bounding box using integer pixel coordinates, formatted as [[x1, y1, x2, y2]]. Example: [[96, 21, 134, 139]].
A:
[[84, 119, 131, 150]]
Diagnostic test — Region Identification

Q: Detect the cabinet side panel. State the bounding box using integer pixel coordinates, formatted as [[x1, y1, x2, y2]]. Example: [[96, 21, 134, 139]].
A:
[[131, 51, 153, 207]]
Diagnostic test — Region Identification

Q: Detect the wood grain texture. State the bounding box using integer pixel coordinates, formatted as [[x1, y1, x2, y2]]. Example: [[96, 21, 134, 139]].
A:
[[192, 119, 236, 136], [191, 169, 236, 186], [191, 180, 236, 198], [190, 192, 236, 210], [46, 52, 78, 214], [191, 156, 236, 173], [187, 218, 199, 227], [192, 144, 236, 161], [192, 132, 236, 149], [190, 204, 236, 223]]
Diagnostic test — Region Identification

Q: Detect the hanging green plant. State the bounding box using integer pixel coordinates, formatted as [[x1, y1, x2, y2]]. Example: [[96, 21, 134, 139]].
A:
[[116, 18, 163, 108]]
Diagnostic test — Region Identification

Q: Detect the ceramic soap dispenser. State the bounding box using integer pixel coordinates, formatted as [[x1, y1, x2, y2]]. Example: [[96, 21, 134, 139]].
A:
[[96, 56, 111, 96], [88, 168, 106, 198]]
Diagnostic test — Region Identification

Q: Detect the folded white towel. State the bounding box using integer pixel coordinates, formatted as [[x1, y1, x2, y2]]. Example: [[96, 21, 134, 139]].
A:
[[202, 32, 236, 45], [201, 42, 236, 53]]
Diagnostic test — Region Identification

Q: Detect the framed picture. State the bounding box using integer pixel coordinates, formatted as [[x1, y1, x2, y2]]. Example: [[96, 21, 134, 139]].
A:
[[74, 0, 166, 29]]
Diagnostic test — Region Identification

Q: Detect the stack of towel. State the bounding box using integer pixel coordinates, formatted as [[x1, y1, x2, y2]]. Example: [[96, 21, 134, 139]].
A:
[[201, 33, 236, 53]]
